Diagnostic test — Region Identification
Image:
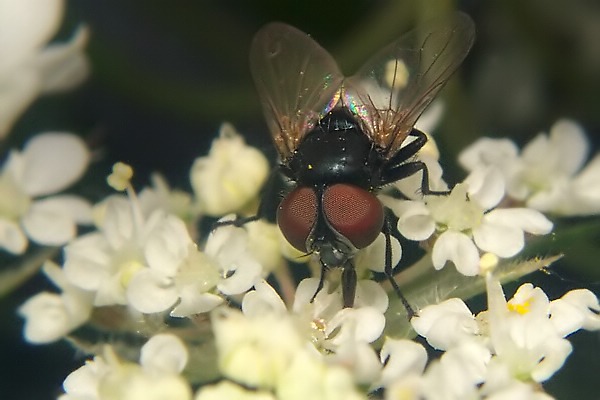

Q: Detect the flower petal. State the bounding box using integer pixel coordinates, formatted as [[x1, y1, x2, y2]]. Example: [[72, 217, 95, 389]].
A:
[[485, 208, 553, 235], [458, 137, 518, 172], [22, 199, 80, 246], [63, 233, 111, 290], [35, 26, 89, 93], [378, 338, 427, 388], [550, 289, 600, 336], [354, 280, 389, 312], [354, 232, 401, 273], [432, 231, 480, 275], [61, 355, 109, 398], [20, 133, 89, 196], [464, 166, 505, 210], [547, 119, 589, 176], [140, 333, 188, 374], [395, 201, 435, 241], [473, 220, 524, 258], [530, 336, 572, 382], [327, 307, 385, 344], [18, 288, 92, 344], [412, 298, 477, 350], [170, 292, 223, 317], [0, 218, 27, 254], [144, 215, 191, 274], [217, 257, 262, 295], [0, 0, 64, 72], [242, 280, 287, 317], [127, 269, 178, 314]]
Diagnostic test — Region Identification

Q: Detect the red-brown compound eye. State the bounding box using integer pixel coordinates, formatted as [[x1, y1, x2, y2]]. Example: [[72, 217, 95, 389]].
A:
[[322, 184, 384, 249], [277, 186, 318, 252]]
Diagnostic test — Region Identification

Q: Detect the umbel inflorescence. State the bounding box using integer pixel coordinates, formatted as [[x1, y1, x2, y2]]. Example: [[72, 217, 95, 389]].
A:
[[2, 1, 599, 399], [15, 118, 600, 400]]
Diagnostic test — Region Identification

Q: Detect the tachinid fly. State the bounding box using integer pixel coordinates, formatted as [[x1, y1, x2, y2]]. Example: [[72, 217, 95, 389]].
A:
[[220, 13, 475, 312]]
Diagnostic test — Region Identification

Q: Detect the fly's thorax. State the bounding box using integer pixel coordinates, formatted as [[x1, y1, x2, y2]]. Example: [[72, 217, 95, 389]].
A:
[[288, 109, 380, 188]]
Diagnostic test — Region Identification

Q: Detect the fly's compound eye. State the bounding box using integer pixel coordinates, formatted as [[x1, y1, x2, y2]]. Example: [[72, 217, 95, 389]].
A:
[[277, 186, 318, 252], [322, 184, 384, 249]]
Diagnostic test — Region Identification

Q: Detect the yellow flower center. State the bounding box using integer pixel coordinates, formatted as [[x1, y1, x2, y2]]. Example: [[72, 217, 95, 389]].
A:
[[119, 259, 145, 287], [508, 300, 531, 315]]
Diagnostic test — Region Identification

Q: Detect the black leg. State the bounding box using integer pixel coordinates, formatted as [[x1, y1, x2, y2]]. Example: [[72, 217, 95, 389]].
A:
[[382, 160, 449, 196], [380, 129, 449, 195], [387, 128, 428, 166], [341, 262, 357, 308], [382, 216, 416, 319], [311, 260, 328, 303]]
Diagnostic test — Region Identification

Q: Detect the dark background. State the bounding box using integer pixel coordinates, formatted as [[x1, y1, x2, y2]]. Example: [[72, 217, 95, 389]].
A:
[[1, 0, 599, 398]]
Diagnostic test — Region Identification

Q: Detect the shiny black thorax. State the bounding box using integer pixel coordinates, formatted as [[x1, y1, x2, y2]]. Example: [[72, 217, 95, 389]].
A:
[[283, 108, 384, 189]]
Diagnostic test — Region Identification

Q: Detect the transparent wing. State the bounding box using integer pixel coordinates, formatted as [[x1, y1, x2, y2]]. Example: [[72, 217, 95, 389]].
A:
[[343, 12, 475, 158], [250, 23, 344, 161]]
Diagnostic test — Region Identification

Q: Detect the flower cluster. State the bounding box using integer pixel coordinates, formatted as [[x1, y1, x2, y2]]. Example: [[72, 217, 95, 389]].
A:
[[4, 2, 600, 398], [13, 115, 599, 399]]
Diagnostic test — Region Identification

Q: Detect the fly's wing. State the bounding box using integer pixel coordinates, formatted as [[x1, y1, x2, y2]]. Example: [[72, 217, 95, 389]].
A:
[[344, 12, 475, 159], [250, 23, 344, 161]]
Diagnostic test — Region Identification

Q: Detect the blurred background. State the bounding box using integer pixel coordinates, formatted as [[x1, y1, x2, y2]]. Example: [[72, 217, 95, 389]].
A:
[[1, 0, 599, 398]]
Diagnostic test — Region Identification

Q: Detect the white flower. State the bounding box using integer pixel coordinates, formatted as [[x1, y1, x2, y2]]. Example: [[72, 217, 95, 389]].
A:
[[59, 354, 111, 400], [276, 350, 366, 400], [204, 217, 264, 296], [421, 341, 491, 400], [126, 214, 224, 316], [376, 338, 427, 390], [64, 197, 165, 308], [19, 261, 93, 343], [0, 0, 89, 137], [484, 276, 573, 383], [292, 278, 388, 349], [549, 288, 600, 336], [392, 167, 552, 275], [229, 283, 369, 395], [294, 279, 386, 384], [64, 196, 245, 316], [411, 298, 479, 350], [0, 132, 91, 253], [59, 334, 192, 400], [480, 362, 556, 400], [212, 306, 303, 389], [190, 123, 269, 216], [459, 119, 600, 216], [408, 276, 595, 397], [243, 279, 386, 385]]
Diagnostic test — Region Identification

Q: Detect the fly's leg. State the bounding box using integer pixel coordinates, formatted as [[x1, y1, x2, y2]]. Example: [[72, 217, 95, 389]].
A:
[[310, 260, 329, 303], [380, 128, 450, 196], [382, 216, 416, 319], [341, 262, 357, 308]]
